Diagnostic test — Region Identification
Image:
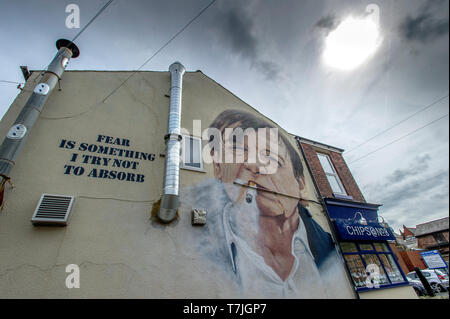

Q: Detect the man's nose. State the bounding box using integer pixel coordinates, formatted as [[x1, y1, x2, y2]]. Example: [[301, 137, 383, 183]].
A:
[[245, 158, 261, 174]]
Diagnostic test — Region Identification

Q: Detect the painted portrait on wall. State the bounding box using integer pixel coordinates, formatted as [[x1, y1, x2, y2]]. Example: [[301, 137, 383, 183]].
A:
[[180, 110, 353, 298]]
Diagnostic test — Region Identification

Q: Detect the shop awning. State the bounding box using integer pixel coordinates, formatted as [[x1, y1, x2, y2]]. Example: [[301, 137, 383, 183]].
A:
[[324, 198, 395, 242]]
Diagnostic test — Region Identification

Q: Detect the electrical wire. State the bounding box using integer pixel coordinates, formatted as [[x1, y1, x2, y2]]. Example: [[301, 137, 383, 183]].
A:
[[78, 195, 156, 203], [10, 0, 217, 121], [70, 0, 114, 44], [345, 93, 449, 154], [0, 1, 114, 194], [348, 113, 449, 165], [101, 0, 218, 103], [36, 0, 114, 79], [0, 80, 24, 85], [40, 0, 114, 72], [233, 180, 323, 206], [33, 0, 115, 116]]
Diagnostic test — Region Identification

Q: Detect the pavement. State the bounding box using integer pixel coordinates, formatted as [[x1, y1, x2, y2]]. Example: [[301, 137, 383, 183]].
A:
[[419, 292, 449, 299]]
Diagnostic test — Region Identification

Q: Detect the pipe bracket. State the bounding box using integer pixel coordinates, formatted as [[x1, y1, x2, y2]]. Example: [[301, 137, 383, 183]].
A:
[[164, 133, 182, 141]]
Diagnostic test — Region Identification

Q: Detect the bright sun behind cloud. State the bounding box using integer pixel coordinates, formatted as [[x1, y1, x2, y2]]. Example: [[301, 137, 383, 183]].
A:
[[323, 16, 382, 71]]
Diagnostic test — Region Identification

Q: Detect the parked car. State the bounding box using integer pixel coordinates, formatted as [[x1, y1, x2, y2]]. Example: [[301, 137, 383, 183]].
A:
[[406, 269, 449, 294], [408, 279, 427, 296]]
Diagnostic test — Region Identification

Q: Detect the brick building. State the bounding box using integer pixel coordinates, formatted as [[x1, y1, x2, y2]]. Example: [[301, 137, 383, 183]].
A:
[[398, 225, 418, 250], [398, 250, 427, 272], [388, 243, 426, 274], [389, 220, 449, 273], [401, 225, 416, 239], [295, 137, 413, 298], [415, 217, 449, 263], [391, 230, 427, 273], [296, 137, 365, 202]]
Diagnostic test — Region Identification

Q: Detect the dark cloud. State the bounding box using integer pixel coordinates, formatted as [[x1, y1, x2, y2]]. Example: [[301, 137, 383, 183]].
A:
[[209, 2, 280, 80], [253, 60, 280, 81], [380, 170, 447, 210], [215, 5, 258, 59], [430, 190, 450, 201], [399, 0, 449, 42], [362, 153, 448, 231], [315, 14, 340, 34], [386, 154, 431, 185]]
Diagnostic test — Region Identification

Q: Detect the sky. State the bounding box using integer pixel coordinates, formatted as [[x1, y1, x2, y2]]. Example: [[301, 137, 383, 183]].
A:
[[0, 0, 448, 233]]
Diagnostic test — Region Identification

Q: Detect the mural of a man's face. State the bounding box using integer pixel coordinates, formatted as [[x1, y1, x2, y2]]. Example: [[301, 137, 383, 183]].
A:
[[213, 122, 305, 219]]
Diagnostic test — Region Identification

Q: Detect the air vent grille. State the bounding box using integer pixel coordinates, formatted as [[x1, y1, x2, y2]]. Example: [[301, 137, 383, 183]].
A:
[[31, 194, 75, 226]]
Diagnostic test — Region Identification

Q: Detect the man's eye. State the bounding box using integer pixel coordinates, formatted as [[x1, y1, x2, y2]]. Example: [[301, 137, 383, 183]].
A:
[[263, 153, 282, 167]]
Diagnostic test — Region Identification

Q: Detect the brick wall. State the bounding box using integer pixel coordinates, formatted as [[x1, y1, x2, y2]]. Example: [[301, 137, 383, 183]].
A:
[[402, 226, 415, 240], [417, 234, 438, 249], [300, 142, 333, 198], [443, 231, 449, 242], [389, 243, 410, 274], [300, 142, 366, 202], [399, 250, 427, 272], [417, 230, 449, 257]]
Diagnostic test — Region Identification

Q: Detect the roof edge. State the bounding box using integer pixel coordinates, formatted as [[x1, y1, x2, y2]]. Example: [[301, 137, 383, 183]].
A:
[[295, 136, 345, 153]]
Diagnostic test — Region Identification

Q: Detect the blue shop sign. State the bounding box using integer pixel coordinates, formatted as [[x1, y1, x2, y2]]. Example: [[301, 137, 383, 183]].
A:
[[325, 199, 379, 221], [334, 219, 396, 241]]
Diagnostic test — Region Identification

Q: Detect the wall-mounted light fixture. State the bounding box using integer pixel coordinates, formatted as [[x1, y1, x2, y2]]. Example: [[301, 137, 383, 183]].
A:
[[377, 215, 390, 228], [353, 212, 367, 225]]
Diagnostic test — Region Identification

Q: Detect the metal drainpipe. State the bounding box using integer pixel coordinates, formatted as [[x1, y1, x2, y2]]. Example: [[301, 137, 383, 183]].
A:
[[0, 39, 80, 186], [158, 62, 186, 223]]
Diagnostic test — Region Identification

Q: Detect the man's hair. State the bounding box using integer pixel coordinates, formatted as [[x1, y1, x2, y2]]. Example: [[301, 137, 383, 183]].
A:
[[209, 109, 303, 180]]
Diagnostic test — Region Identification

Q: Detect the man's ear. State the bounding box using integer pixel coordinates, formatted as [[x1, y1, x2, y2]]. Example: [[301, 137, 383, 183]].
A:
[[298, 176, 306, 192], [210, 147, 220, 163], [298, 176, 309, 207]]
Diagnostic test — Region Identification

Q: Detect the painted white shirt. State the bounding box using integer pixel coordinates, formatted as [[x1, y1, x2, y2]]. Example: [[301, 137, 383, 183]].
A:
[[222, 198, 330, 298]]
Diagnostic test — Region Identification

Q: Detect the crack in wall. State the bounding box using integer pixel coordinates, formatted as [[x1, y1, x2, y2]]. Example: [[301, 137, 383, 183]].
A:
[[0, 260, 140, 278]]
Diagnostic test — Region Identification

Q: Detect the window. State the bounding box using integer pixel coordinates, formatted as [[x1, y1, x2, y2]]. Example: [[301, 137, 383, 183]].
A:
[[432, 232, 447, 244], [339, 242, 407, 291], [374, 243, 390, 252], [317, 153, 347, 195], [181, 135, 203, 171], [340, 242, 358, 253]]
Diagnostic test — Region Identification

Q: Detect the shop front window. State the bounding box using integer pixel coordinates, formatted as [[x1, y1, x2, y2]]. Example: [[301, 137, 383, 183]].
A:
[[359, 243, 374, 251], [362, 254, 390, 285], [374, 243, 389, 252], [378, 254, 404, 284], [344, 254, 367, 288], [340, 242, 358, 253], [340, 242, 408, 290]]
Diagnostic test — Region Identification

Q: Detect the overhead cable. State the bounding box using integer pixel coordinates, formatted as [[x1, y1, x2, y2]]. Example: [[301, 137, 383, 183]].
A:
[[348, 113, 449, 164], [345, 94, 449, 154], [101, 0, 218, 103]]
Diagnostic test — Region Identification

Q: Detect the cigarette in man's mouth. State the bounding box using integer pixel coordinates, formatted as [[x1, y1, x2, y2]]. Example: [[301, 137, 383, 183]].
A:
[[234, 178, 257, 188], [234, 179, 257, 204]]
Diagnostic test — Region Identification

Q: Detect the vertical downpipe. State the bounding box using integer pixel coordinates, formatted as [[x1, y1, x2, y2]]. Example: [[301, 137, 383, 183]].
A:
[[158, 62, 186, 223], [0, 39, 80, 191]]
